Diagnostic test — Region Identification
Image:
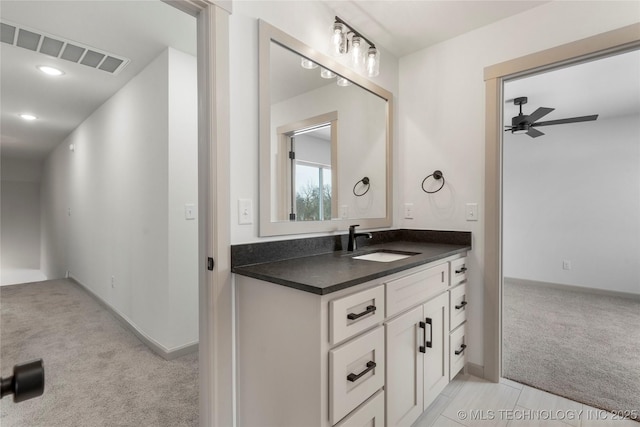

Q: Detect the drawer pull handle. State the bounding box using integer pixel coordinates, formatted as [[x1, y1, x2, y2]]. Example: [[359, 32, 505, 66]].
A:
[[419, 318, 432, 353], [455, 301, 468, 310], [455, 344, 467, 355], [347, 361, 376, 382], [347, 305, 376, 320], [455, 266, 467, 274]]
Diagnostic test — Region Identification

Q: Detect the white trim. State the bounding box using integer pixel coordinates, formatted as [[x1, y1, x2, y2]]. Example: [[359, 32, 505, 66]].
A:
[[504, 277, 640, 301], [164, 1, 232, 426], [69, 277, 198, 360]]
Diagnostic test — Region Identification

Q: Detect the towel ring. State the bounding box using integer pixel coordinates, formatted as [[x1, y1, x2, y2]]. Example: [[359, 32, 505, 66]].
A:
[[353, 177, 370, 197], [421, 170, 445, 194]]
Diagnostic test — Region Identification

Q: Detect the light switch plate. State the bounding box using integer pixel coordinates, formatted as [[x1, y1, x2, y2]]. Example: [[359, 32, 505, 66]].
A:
[[238, 199, 253, 225], [185, 204, 196, 220], [466, 203, 478, 221]]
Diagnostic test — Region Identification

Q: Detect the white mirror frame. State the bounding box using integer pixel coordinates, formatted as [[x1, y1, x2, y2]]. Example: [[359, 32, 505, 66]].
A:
[[259, 19, 393, 236]]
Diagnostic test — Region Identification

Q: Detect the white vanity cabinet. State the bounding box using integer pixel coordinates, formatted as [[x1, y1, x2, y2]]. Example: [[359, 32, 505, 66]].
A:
[[235, 252, 468, 427], [448, 256, 468, 380]]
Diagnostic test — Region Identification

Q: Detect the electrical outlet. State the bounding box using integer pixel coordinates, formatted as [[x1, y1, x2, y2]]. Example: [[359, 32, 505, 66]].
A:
[[111, 276, 115, 288], [404, 203, 414, 219], [340, 205, 349, 219], [562, 260, 572, 270]]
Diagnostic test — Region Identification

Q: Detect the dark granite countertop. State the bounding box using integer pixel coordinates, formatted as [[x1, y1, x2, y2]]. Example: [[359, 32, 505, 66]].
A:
[[232, 241, 470, 295]]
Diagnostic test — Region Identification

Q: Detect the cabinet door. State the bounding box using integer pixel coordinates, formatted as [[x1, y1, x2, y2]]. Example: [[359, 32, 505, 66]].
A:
[[422, 292, 450, 408], [385, 306, 423, 427]]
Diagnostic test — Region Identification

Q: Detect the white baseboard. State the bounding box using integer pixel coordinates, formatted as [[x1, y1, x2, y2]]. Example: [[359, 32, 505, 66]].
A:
[[505, 277, 640, 301], [466, 362, 484, 379], [69, 276, 198, 360]]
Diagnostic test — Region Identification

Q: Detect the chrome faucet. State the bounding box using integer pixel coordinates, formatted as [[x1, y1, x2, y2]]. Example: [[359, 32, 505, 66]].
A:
[[348, 224, 372, 251]]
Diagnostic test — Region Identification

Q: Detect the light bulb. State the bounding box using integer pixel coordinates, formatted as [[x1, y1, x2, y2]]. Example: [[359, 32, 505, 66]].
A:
[[331, 23, 346, 56], [320, 68, 336, 79], [351, 36, 364, 71], [337, 77, 351, 87], [300, 57, 318, 69], [37, 65, 64, 76], [366, 47, 380, 77]]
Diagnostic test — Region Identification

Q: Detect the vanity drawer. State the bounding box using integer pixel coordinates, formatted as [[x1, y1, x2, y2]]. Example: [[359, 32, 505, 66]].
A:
[[450, 257, 467, 286], [334, 389, 384, 427], [449, 323, 466, 381], [330, 326, 385, 425], [449, 283, 467, 331], [330, 285, 385, 345], [386, 263, 448, 317]]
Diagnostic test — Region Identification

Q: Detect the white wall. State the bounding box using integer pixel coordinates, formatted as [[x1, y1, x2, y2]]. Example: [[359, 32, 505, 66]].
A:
[[1, 157, 42, 271], [229, 0, 399, 244], [503, 114, 640, 294], [40, 48, 198, 351], [398, 1, 640, 368]]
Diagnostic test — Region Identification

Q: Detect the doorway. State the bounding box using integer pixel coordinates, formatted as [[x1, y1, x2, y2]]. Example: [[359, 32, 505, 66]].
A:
[[483, 23, 640, 385], [500, 49, 640, 414]]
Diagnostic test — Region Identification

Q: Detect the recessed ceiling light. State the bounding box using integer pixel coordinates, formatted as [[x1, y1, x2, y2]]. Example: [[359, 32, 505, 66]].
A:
[[37, 65, 64, 76], [19, 113, 37, 121]]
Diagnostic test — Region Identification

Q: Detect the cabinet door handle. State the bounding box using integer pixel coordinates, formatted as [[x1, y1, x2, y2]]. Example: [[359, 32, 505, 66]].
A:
[[347, 305, 376, 320], [455, 300, 468, 310], [347, 361, 376, 382], [455, 344, 467, 355], [419, 321, 426, 353], [455, 266, 467, 274], [419, 318, 433, 353]]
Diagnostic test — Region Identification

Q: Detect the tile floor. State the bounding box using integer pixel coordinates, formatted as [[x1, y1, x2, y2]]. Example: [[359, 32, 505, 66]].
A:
[[413, 375, 638, 427]]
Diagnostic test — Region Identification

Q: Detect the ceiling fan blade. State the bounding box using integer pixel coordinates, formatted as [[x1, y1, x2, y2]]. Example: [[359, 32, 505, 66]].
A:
[[532, 114, 599, 127], [526, 127, 545, 138], [526, 107, 555, 123]]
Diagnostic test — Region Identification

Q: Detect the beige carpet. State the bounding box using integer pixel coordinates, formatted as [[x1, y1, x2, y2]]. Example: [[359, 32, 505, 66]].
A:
[[0, 279, 198, 426], [503, 279, 640, 420]]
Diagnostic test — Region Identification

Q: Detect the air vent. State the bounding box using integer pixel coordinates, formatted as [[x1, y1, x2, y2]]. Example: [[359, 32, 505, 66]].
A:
[[1, 20, 129, 75]]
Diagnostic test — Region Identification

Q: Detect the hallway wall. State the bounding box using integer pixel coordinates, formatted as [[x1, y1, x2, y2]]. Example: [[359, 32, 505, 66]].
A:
[[40, 48, 199, 352], [1, 157, 42, 272]]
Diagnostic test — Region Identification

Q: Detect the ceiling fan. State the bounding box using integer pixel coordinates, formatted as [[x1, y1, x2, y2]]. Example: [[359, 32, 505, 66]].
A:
[[505, 96, 599, 138]]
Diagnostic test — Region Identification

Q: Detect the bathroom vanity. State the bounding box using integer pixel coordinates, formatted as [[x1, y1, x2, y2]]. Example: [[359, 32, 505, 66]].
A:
[[233, 232, 471, 427]]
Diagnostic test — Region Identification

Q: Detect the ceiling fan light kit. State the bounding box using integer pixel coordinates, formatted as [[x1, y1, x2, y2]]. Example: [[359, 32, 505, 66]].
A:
[[505, 96, 599, 138]]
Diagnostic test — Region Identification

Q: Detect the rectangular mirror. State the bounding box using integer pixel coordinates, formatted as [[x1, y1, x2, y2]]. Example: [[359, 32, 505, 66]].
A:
[[259, 20, 393, 236]]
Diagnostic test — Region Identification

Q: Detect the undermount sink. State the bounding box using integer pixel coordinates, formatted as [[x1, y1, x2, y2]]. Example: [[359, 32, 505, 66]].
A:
[[352, 250, 420, 263]]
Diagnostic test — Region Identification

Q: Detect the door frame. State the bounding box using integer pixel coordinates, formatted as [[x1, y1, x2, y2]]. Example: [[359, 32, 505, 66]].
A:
[[482, 22, 640, 382], [163, 1, 232, 426]]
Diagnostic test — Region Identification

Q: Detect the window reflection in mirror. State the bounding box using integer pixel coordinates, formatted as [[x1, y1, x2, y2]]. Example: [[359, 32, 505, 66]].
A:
[[275, 114, 337, 222]]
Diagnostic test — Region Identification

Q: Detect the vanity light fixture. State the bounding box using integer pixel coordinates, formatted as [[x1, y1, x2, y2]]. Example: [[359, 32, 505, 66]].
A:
[[19, 113, 37, 121], [37, 65, 64, 76], [330, 16, 380, 77]]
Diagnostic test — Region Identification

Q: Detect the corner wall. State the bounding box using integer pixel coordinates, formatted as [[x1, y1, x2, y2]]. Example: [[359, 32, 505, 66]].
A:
[[40, 48, 198, 353], [398, 1, 640, 368], [503, 114, 640, 294], [1, 157, 43, 272]]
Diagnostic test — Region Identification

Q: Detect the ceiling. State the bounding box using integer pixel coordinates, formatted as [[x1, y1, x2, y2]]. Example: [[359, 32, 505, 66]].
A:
[[0, 1, 196, 161], [504, 49, 640, 137], [1, 0, 636, 164]]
